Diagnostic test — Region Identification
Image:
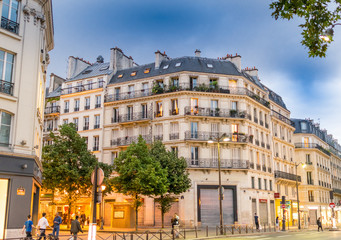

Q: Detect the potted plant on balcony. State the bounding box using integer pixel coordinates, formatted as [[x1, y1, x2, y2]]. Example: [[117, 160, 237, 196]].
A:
[[249, 135, 254, 142], [197, 84, 209, 92], [239, 111, 246, 118], [152, 82, 164, 94], [230, 109, 237, 117], [215, 107, 220, 116]]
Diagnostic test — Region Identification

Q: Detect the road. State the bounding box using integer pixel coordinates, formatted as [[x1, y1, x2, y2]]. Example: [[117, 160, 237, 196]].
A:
[[219, 230, 341, 240]]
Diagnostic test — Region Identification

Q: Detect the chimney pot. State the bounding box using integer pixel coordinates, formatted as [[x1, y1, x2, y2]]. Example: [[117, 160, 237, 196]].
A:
[[195, 49, 201, 57]]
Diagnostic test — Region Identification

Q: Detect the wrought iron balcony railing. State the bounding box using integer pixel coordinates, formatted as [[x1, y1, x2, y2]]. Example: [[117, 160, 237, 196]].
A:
[[1, 17, 19, 34], [105, 84, 270, 108], [84, 105, 90, 110], [184, 131, 250, 143], [186, 158, 250, 169], [111, 135, 152, 146], [274, 170, 301, 182], [64, 108, 69, 113], [184, 106, 250, 119], [83, 125, 89, 130], [0, 79, 14, 95], [44, 106, 60, 114], [61, 81, 105, 95], [94, 124, 100, 129], [169, 133, 179, 140], [154, 135, 163, 141], [95, 104, 101, 108], [271, 110, 295, 126], [112, 112, 153, 123], [294, 143, 331, 156]]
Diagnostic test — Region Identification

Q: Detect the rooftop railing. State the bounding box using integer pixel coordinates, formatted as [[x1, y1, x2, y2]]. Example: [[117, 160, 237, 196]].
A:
[[0, 79, 14, 95], [186, 158, 250, 169], [61, 81, 105, 95], [105, 83, 270, 108], [294, 143, 331, 156], [274, 170, 301, 182], [184, 131, 250, 143], [184, 106, 250, 119], [111, 135, 152, 146], [271, 110, 295, 126]]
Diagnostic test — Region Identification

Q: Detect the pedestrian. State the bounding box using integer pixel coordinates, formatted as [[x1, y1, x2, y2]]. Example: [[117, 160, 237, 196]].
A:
[[171, 213, 180, 237], [70, 216, 83, 240], [254, 213, 260, 231], [37, 213, 52, 240], [317, 217, 323, 232], [52, 212, 62, 239], [80, 213, 86, 228], [22, 214, 34, 239], [275, 216, 279, 232]]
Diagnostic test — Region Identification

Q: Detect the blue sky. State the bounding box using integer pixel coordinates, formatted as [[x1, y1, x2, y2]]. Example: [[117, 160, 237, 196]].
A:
[[49, 0, 341, 140]]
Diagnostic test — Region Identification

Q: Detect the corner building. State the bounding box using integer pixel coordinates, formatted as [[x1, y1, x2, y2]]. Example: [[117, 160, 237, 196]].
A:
[[0, 0, 54, 238], [102, 49, 290, 227]]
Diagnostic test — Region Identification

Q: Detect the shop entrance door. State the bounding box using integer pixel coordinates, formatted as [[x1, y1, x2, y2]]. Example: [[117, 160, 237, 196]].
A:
[[309, 209, 317, 225], [0, 179, 9, 240]]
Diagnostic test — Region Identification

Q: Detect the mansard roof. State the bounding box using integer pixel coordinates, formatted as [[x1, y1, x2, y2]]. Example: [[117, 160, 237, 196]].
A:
[[67, 62, 112, 82]]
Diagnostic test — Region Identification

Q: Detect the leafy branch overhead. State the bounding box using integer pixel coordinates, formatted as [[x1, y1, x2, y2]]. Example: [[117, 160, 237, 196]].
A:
[[270, 0, 341, 57]]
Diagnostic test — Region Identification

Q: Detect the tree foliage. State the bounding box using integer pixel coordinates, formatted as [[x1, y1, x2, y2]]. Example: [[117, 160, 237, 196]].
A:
[[150, 141, 191, 228], [270, 0, 341, 57], [112, 136, 168, 230], [42, 123, 114, 226]]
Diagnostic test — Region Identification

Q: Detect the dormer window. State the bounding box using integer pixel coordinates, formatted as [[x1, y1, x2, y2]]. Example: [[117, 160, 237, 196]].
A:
[[118, 74, 123, 78], [175, 62, 181, 67], [163, 65, 169, 69], [207, 63, 213, 68], [131, 71, 137, 76], [83, 70, 92, 74], [144, 68, 151, 74], [99, 66, 109, 71]]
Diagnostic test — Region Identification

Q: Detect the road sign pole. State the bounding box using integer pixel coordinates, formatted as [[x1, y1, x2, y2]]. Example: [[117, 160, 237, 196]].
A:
[[92, 165, 98, 223]]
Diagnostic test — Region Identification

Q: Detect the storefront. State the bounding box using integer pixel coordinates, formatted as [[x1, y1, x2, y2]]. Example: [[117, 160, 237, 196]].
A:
[[0, 179, 9, 239], [275, 199, 297, 227]]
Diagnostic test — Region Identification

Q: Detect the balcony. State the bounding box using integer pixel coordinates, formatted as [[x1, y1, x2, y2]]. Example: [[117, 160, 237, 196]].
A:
[[94, 124, 100, 129], [294, 143, 331, 156], [0, 80, 14, 95], [184, 106, 250, 119], [61, 81, 105, 95], [74, 107, 79, 112], [1, 17, 19, 34], [186, 158, 250, 169], [111, 135, 152, 146], [64, 108, 69, 113], [274, 170, 301, 182], [184, 131, 250, 143], [113, 112, 153, 124], [104, 84, 270, 108], [154, 135, 163, 141], [84, 105, 90, 110], [307, 180, 314, 185], [83, 125, 89, 131], [271, 110, 295, 126], [44, 106, 60, 114], [95, 103, 101, 108], [93, 146, 99, 151], [169, 133, 179, 140], [333, 188, 341, 195]]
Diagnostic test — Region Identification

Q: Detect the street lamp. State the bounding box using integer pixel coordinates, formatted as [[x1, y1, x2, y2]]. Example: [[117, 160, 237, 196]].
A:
[[295, 162, 306, 230], [319, 23, 341, 42], [208, 133, 229, 235]]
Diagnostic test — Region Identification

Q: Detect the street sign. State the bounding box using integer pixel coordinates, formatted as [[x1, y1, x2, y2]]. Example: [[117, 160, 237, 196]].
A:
[[330, 202, 336, 209], [91, 168, 104, 186], [274, 193, 280, 198], [281, 204, 286, 209]]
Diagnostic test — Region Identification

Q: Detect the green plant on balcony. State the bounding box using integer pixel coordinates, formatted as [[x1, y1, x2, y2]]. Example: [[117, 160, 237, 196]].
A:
[[152, 82, 164, 94], [264, 101, 270, 107], [196, 84, 209, 92], [230, 109, 237, 117], [249, 135, 254, 142], [239, 111, 246, 118], [251, 94, 261, 101], [210, 81, 219, 92]]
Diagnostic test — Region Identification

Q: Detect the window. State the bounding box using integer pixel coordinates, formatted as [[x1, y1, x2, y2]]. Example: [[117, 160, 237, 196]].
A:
[[170, 122, 179, 140], [73, 118, 79, 131], [277, 184, 281, 194], [156, 101, 163, 117], [141, 104, 148, 119], [191, 122, 198, 138], [111, 152, 118, 165], [304, 137, 309, 148], [207, 63, 213, 68], [285, 185, 288, 195], [229, 79, 237, 88], [95, 95, 101, 108], [74, 99, 80, 112], [190, 77, 197, 89], [142, 83, 149, 96], [308, 190, 314, 202], [269, 180, 273, 191], [118, 74, 123, 78], [67, 84, 72, 94], [171, 77, 179, 87], [94, 115, 100, 129], [251, 177, 255, 189], [264, 179, 267, 190], [83, 137, 88, 147], [175, 62, 181, 67], [98, 78, 104, 88], [231, 124, 239, 141], [211, 100, 218, 116], [231, 101, 238, 111], [301, 122, 308, 132], [191, 146, 199, 165], [171, 147, 178, 157], [112, 108, 119, 123], [87, 80, 93, 90], [163, 65, 169, 69], [63, 119, 68, 125], [144, 68, 150, 74], [131, 71, 137, 76], [115, 88, 120, 100], [93, 136, 99, 151], [1, 0, 19, 33], [191, 98, 198, 114], [171, 99, 179, 115], [258, 178, 262, 189], [0, 111, 11, 145], [209, 79, 218, 89], [83, 116, 89, 130], [306, 154, 311, 164], [307, 172, 313, 184], [85, 97, 90, 110], [0, 50, 14, 94], [127, 106, 133, 121]]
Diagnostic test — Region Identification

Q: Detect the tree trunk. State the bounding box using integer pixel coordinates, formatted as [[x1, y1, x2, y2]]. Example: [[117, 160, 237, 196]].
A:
[[161, 195, 164, 228], [135, 194, 138, 231], [67, 202, 72, 229]]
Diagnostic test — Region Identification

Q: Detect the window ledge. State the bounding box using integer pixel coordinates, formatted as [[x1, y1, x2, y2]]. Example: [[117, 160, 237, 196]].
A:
[[0, 28, 22, 41]]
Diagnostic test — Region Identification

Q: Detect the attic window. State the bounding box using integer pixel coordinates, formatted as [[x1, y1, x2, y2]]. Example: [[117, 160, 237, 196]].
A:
[[83, 70, 92, 74], [163, 65, 169, 69], [175, 62, 181, 67], [144, 68, 151, 74], [118, 74, 123, 78], [99, 66, 109, 71], [131, 71, 137, 76], [207, 64, 213, 68]]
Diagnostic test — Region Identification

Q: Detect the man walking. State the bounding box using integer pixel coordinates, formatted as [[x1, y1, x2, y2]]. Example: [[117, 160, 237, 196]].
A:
[[37, 213, 52, 240], [70, 216, 83, 240], [317, 217, 323, 232], [52, 212, 62, 239], [22, 215, 34, 239], [254, 213, 260, 231]]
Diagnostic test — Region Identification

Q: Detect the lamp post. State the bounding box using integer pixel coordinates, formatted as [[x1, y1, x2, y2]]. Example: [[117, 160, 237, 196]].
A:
[[295, 162, 306, 230], [319, 23, 341, 42], [100, 185, 106, 230], [208, 133, 229, 235]]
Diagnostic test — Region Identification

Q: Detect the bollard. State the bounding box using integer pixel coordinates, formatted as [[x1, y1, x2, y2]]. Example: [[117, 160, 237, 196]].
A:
[[216, 226, 218, 236], [146, 232, 149, 240], [131, 233, 133, 240], [232, 226, 234, 235], [195, 227, 198, 238], [246, 225, 248, 234], [184, 228, 186, 239], [206, 226, 208, 237], [160, 230, 162, 240], [172, 229, 175, 240]]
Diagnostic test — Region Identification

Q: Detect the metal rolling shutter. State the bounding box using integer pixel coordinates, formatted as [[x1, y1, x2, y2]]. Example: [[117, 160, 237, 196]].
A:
[[200, 188, 234, 226], [259, 202, 268, 225]]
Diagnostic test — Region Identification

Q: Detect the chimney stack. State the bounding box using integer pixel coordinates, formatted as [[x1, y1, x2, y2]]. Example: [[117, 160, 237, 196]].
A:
[[67, 56, 91, 79], [244, 66, 258, 78], [110, 47, 134, 74], [224, 53, 241, 72], [155, 50, 169, 69], [195, 49, 201, 57]]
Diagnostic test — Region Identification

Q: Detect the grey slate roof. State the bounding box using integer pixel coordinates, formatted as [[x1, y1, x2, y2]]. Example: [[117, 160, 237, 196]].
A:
[[46, 86, 62, 98], [109, 56, 243, 85], [67, 62, 112, 82], [268, 88, 287, 110]]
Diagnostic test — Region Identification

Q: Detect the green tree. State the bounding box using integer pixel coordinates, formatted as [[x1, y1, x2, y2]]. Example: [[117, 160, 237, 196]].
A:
[[112, 136, 168, 230], [42, 123, 114, 227], [270, 0, 341, 57], [150, 141, 191, 228]]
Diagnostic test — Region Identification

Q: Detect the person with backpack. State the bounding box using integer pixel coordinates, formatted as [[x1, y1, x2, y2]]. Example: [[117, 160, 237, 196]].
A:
[[171, 213, 180, 237], [22, 215, 35, 239], [317, 217, 323, 232]]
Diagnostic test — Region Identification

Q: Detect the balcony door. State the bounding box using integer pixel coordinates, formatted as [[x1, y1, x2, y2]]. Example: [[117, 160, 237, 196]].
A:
[[191, 146, 199, 165], [191, 98, 198, 115], [127, 106, 133, 121], [191, 122, 198, 139], [304, 137, 309, 148]]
